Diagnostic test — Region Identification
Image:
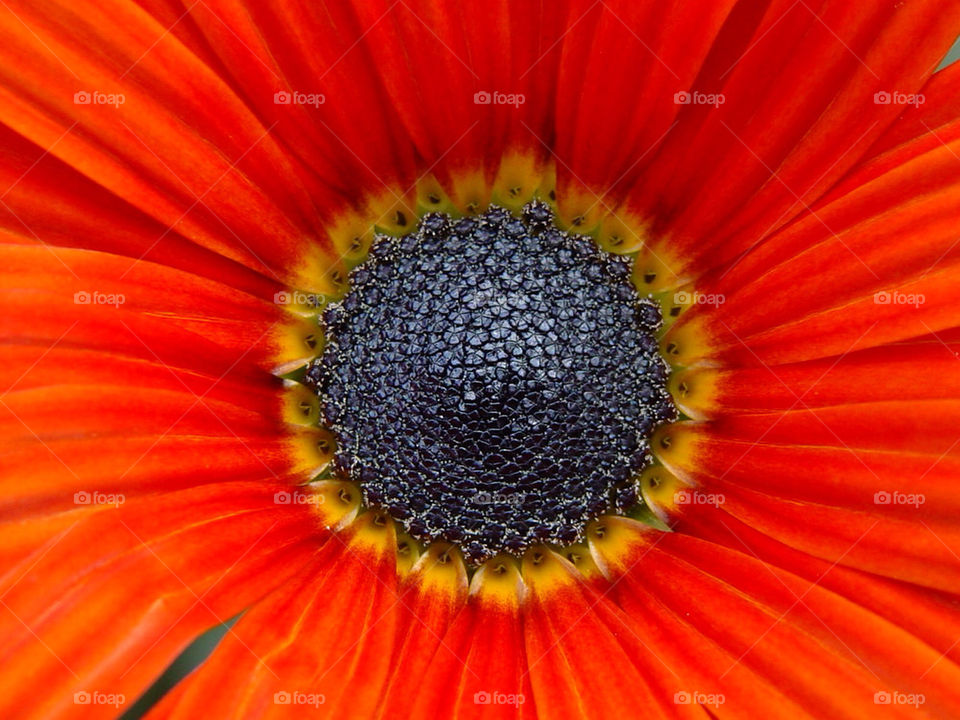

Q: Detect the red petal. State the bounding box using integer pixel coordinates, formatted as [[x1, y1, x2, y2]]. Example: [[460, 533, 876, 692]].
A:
[[0, 127, 280, 295], [165, 0, 419, 197], [678, 503, 960, 672], [655, 421, 960, 593], [667, 108, 960, 365], [551, 0, 737, 217], [0, 481, 347, 719], [591, 518, 960, 718], [0, 1, 338, 286], [521, 549, 703, 719], [675, 342, 960, 417], [0, 244, 311, 371], [632, 0, 960, 277], [0, 245, 328, 520], [378, 545, 469, 719], [862, 58, 960, 167], [411, 559, 534, 719], [149, 513, 399, 719]]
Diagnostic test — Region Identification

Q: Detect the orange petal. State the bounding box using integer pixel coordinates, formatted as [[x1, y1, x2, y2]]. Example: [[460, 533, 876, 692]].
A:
[[678, 503, 960, 673], [521, 548, 703, 719], [551, 0, 737, 214], [0, 0, 337, 285], [0, 481, 346, 719], [632, 0, 960, 278], [378, 544, 468, 719], [676, 342, 960, 418], [655, 420, 960, 592], [411, 557, 535, 719], [592, 518, 960, 718], [149, 512, 400, 719]]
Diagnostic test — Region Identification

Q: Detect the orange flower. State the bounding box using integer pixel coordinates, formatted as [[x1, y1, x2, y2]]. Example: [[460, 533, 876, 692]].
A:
[[1, 1, 959, 718]]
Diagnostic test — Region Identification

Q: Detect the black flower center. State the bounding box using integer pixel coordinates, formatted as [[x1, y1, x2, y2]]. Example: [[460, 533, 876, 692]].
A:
[[308, 202, 674, 564]]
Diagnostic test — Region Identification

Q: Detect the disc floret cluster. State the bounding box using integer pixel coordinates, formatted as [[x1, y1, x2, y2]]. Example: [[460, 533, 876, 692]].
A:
[[307, 202, 675, 564]]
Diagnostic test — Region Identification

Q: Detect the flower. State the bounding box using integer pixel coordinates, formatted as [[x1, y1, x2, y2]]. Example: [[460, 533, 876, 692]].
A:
[[1, 1, 959, 718]]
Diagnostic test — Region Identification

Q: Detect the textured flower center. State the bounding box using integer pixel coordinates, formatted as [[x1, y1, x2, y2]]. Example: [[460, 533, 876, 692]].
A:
[[308, 202, 674, 563]]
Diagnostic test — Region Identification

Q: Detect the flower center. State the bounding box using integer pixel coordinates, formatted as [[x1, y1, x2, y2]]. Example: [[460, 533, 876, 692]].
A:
[[308, 202, 674, 564]]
